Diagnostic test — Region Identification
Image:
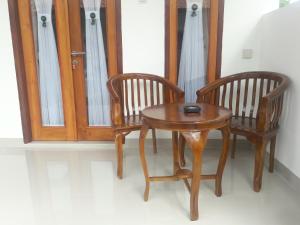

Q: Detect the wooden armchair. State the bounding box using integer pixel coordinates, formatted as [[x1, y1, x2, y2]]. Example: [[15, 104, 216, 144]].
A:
[[107, 73, 184, 179], [181, 71, 289, 192]]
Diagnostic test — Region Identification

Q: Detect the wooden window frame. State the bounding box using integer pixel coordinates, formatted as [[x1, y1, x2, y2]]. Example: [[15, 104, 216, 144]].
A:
[[165, 0, 225, 84], [7, 0, 123, 143]]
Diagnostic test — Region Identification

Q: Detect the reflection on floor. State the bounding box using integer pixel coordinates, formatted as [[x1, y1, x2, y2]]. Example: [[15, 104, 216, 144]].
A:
[[0, 140, 299, 225]]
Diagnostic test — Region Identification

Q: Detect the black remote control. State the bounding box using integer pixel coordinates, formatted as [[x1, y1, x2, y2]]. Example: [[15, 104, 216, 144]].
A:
[[184, 105, 201, 113]]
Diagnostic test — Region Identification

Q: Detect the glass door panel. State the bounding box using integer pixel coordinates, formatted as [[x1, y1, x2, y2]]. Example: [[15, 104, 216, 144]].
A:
[[68, 0, 122, 140], [177, 0, 210, 102], [178, 1, 210, 74], [30, 0, 65, 126], [80, 0, 111, 126]]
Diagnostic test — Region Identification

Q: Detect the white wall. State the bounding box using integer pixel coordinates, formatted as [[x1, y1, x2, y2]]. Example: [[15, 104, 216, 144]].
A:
[[122, 0, 165, 75], [221, 0, 278, 75], [122, 0, 166, 139], [259, 1, 300, 178], [0, 0, 23, 138]]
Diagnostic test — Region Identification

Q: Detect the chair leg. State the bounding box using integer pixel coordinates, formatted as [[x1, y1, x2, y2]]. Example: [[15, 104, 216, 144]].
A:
[[115, 133, 124, 179], [179, 134, 186, 166], [151, 129, 158, 154], [254, 139, 267, 192], [269, 136, 277, 173], [231, 134, 237, 159]]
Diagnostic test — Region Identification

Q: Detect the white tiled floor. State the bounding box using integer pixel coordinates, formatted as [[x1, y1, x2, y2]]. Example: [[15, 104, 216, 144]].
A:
[[0, 140, 299, 225]]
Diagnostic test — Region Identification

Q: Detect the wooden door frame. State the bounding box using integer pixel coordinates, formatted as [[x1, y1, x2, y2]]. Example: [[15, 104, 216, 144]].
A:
[[7, 0, 32, 143], [13, 0, 78, 141], [7, 0, 123, 143], [165, 0, 225, 84]]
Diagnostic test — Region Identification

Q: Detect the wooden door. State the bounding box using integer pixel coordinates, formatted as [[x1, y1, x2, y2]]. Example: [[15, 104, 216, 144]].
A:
[[67, 0, 122, 141], [165, 0, 224, 84], [17, 0, 77, 140], [15, 0, 122, 141]]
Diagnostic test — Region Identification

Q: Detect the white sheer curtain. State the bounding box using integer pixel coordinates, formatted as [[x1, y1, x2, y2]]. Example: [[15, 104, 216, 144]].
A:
[[178, 0, 206, 103], [34, 0, 64, 126], [83, 0, 111, 126]]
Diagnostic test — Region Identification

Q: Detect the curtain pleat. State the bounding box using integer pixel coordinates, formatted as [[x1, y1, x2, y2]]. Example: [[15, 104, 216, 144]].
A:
[[34, 0, 64, 126], [83, 0, 111, 126], [178, 0, 206, 103]]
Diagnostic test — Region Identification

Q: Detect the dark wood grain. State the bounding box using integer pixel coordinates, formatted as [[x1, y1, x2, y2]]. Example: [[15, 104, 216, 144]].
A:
[[216, 0, 225, 79], [124, 80, 130, 116], [250, 78, 257, 119], [137, 78, 141, 113], [116, 0, 123, 74], [150, 80, 154, 106], [142, 103, 231, 131], [229, 81, 234, 110], [144, 78, 148, 107], [156, 81, 160, 104], [235, 80, 241, 116], [221, 83, 226, 107], [140, 102, 231, 221], [7, 0, 32, 143], [242, 78, 249, 118], [131, 79, 135, 115], [196, 71, 289, 192], [107, 73, 184, 179]]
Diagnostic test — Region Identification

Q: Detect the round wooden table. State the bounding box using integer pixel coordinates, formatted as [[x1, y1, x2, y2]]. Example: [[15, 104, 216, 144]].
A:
[[139, 103, 232, 221]]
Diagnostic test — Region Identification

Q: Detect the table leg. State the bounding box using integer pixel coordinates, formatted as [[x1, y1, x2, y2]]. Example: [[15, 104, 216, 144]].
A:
[[139, 124, 150, 201], [179, 134, 186, 167], [172, 131, 180, 174], [215, 126, 230, 197], [182, 131, 209, 221]]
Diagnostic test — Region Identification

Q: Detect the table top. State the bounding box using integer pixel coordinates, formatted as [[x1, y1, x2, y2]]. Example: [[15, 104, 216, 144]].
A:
[[141, 103, 232, 131]]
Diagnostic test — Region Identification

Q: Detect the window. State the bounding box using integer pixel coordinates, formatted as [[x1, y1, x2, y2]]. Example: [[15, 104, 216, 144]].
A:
[[280, 0, 299, 8]]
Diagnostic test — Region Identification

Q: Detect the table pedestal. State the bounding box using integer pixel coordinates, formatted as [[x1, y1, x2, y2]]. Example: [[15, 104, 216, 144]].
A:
[[139, 123, 230, 221]]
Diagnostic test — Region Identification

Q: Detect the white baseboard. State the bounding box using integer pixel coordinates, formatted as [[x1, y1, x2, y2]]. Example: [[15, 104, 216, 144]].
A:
[[265, 151, 300, 194], [0, 138, 115, 150]]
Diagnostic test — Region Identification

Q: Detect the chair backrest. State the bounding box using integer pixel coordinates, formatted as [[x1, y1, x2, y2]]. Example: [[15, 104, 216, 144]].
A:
[[107, 73, 184, 124], [196, 71, 289, 131]]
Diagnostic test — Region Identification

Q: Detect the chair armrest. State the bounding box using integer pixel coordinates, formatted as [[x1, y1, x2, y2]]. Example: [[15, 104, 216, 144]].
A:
[[107, 81, 121, 103], [107, 79, 122, 126], [163, 79, 185, 103], [111, 101, 123, 126], [196, 78, 226, 104], [257, 78, 289, 132], [176, 89, 185, 103]]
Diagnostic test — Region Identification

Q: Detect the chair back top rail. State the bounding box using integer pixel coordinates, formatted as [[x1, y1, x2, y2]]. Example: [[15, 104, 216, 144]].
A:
[[196, 71, 289, 132], [107, 73, 184, 125]]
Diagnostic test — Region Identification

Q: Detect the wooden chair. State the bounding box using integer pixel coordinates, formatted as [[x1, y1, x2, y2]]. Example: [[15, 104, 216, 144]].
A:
[[180, 71, 289, 192], [107, 73, 184, 179]]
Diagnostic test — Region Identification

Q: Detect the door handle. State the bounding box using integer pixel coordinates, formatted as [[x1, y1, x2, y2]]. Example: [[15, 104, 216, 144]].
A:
[[71, 51, 86, 57], [72, 59, 79, 70]]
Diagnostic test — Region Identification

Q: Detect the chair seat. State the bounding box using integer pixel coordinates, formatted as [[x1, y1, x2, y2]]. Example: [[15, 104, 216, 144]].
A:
[[114, 115, 143, 132], [231, 116, 279, 138], [230, 117, 257, 134]]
